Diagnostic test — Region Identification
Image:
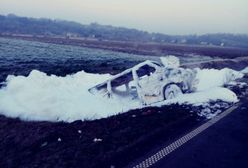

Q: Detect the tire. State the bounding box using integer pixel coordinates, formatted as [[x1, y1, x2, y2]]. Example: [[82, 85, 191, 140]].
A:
[[164, 84, 183, 100]]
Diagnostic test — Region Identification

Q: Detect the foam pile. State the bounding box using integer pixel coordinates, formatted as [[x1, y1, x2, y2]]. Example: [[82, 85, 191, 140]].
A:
[[0, 67, 243, 122]]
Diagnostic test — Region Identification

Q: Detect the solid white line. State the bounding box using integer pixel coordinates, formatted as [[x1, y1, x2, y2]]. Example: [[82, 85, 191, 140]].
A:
[[131, 103, 240, 168]]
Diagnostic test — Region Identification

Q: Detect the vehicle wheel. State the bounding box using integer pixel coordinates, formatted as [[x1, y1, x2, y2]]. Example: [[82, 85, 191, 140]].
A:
[[164, 84, 183, 100]]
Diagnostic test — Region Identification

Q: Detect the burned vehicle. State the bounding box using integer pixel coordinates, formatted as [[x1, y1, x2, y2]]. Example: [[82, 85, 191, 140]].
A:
[[89, 56, 198, 105]]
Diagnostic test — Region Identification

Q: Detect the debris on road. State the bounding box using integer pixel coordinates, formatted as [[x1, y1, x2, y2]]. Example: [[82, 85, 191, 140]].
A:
[[93, 138, 103, 142]]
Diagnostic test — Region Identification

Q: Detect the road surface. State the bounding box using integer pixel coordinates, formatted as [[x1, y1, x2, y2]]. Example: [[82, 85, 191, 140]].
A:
[[129, 98, 248, 168]]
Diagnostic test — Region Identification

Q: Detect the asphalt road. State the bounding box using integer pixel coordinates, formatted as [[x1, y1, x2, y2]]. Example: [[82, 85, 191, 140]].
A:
[[129, 98, 248, 168], [154, 99, 248, 168]]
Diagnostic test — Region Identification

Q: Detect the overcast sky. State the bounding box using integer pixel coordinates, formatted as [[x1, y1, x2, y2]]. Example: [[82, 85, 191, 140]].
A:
[[0, 0, 247, 35]]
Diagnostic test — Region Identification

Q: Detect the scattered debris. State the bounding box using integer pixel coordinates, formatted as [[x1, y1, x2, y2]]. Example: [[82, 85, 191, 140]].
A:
[[196, 101, 232, 119], [41, 142, 48, 147], [93, 138, 103, 142]]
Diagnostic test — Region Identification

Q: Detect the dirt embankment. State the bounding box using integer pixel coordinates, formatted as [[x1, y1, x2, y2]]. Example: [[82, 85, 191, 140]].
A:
[[0, 104, 203, 168]]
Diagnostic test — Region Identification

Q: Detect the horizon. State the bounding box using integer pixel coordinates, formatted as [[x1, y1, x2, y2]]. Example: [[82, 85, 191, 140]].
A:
[[1, 13, 248, 36], [0, 0, 248, 35]]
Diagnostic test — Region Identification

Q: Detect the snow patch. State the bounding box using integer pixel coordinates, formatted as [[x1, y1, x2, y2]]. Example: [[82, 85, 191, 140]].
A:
[[0, 67, 243, 122], [160, 56, 180, 68], [195, 68, 243, 91], [241, 66, 248, 74], [157, 87, 238, 105], [0, 70, 140, 122]]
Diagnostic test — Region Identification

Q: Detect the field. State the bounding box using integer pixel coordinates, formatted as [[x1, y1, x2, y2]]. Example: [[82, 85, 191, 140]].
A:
[[2, 35, 248, 58]]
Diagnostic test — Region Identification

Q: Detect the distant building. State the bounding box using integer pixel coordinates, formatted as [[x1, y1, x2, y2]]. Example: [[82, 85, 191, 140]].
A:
[[66, 32, 79, 39]]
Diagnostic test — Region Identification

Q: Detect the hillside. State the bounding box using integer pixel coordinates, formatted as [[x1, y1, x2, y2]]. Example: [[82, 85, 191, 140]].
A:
[[0, 14, 248, 48]]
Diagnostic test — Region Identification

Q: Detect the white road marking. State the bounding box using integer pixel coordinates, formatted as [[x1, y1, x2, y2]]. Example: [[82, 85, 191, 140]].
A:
[[131, 104, 240, 168]]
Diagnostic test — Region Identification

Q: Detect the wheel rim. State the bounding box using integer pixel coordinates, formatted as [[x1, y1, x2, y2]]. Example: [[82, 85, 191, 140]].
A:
[[164, 84, 182, 100]]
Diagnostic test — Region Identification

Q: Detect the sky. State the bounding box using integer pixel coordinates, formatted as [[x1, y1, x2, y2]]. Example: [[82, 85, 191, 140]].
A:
[[0, 0, 248, 35]]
